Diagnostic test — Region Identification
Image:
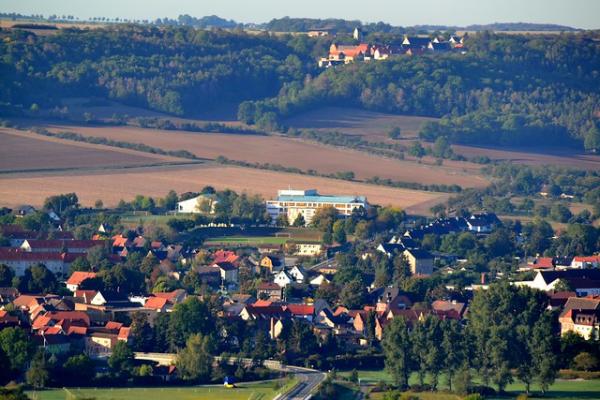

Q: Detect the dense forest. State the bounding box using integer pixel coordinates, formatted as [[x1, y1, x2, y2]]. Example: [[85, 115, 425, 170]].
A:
[[241, 32, 600, 151], [0, 26, 326, 115]]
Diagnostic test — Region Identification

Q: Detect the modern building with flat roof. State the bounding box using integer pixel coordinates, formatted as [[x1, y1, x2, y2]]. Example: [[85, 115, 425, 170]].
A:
[[266, 189, 368, 225]]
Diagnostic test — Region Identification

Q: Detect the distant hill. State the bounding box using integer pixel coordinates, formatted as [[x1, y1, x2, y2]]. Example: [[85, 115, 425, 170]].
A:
[[464, 22, 579, 31], [176, 14, 239, 29]]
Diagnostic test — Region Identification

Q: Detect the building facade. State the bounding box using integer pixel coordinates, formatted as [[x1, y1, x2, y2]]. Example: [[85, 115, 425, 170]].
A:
[[266, 189, 368, 225]]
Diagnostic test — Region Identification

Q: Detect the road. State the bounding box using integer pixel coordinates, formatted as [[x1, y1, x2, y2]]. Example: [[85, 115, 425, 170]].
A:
[[133, 353, 327, 399], [275, 366, 327, 400]]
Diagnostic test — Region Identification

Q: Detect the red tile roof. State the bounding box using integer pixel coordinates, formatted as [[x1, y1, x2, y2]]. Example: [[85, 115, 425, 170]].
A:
[[145, 296, 168, 310], [286, 304, 315, 316], [67, 271, 97, 286], [534, 257, 554, 269], [214, 250, 239, 264], [0, 248, 83, 262], [105, 321, 123, 331]]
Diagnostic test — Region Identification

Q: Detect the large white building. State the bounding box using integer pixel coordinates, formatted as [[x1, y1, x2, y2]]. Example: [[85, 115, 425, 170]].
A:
[[266, 189, 368, 225]]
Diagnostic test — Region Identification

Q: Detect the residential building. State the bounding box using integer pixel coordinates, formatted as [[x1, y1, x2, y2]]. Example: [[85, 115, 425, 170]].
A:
[[403, 249, 434, 276], [257, 282, 283, 301], [266, 189, 368, 225]]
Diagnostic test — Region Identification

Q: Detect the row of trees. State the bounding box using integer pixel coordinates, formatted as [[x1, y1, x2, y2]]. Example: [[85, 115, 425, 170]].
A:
[[383, 284, 557, 394]]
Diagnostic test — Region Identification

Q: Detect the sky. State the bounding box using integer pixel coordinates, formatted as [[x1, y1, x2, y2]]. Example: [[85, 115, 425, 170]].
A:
[[2, 0, 599, 29]]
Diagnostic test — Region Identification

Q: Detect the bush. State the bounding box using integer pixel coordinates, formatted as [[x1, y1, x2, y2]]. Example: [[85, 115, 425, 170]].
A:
[[463, 395, 484, 400]]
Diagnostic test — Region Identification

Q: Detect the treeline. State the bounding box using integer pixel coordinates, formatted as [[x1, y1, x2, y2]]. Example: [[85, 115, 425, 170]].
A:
[[0, 26, 324, 115], [239, 32, 600, 151], [134, 117, 267, 135], [383, 284, 557, 395]]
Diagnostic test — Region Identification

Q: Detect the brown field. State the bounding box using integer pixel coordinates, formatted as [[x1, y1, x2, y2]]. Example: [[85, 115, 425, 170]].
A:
[[0, 128, 184, 173], [0, 164, 448, 215], [452, 144, 600, 170], [37, 122, 489, 188], [285, 107, 435, 139], [287, 107, 600, 170]]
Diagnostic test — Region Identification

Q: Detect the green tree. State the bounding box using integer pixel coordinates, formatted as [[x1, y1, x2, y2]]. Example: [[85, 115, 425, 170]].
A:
[[311, 206, 338, 231], [108, 341, 134, 375], [0, 327, 33, 375], [176, 333, 216, 382], [18, 264, 58, 294], [573, 352, 598, 372], [26, 350, 49, 389], [584, 124, 600, 153], [63, 354, 95, 383], [531, 313, 558, 394], [383, 317, 413, 389], [442, 319, 467, 392], [0, 264, 14, 286], [409, 141, 426, 158], [388, 127, 402, 140], [339, 279, 365, 309], [163, 190, 179, 210], [550, 204, 572, 223], [168, 296, 215, 350], [432, 136, 452, 158], [292, 213, 306, 227], [130, 312, 154, 352], [332, 220, 347, 244], [276, 213, 289, 227]]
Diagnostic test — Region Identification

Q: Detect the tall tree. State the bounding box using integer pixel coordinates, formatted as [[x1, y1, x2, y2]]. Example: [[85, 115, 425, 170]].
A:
[[383, 317, 413, 389], [176, 333, 216, 382]]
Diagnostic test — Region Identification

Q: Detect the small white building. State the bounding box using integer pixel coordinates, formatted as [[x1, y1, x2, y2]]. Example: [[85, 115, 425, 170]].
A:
[[274, 271, 294, 288], [177, 195, 218, 214], [295, 242, 323, 257]]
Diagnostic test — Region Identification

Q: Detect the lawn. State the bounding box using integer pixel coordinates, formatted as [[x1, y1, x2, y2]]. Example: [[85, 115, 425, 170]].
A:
[[340, 369, 600, 400], [203, 236, 290, 245], [27, 382, 280, 400]]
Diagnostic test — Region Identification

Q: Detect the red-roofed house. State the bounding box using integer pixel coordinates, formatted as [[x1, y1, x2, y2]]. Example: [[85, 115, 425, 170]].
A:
[[286, 304, 315, 321], [144, 296, 169, 312], [32, 311, 91, 331], [571, 256, 600, 269], [213, 250, 239, 265], [66, 271, 98, 292]]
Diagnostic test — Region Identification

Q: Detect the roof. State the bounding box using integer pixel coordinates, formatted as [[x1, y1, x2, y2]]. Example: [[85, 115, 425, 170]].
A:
[[145, 296, 169, 310], [213, 262, 237, 271], [286, 304, 315, 316], [66, 271, 97, 286], [405, 248, 433, 259], [23, 240, 104, 249], [0, 248, 84, 262], [213, 250, 239, 264], [274, 194, 367, 204], [574, 256, 600, 263], [539, 269, 600, 285], [258, 282, 282, 291]]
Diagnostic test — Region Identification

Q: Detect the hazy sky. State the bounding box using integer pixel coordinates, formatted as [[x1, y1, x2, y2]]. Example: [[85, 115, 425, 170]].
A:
[[2, 0, 599, 29]]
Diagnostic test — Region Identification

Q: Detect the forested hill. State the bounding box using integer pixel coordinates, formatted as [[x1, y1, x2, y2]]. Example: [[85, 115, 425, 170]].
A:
[[240, 32, 600, 151], [0, 26, 327, 115]]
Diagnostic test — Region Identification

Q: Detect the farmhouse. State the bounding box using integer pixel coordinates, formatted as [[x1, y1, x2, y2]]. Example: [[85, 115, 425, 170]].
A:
[[266, 189, 368, 225]]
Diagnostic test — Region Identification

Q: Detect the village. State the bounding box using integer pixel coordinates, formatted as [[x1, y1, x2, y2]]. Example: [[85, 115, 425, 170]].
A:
[[0, 187, 599, 390], [318, 29, 467, 67]]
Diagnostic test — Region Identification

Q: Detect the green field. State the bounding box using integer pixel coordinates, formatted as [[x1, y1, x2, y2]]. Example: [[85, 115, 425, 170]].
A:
[[27, 382, 280, 400], [204, 236, 289, 245], [340, 369, 600, 400]]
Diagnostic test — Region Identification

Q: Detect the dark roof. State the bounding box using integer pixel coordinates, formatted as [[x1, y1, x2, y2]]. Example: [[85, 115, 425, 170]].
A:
[[214, 262, 237, 271], [539, 269, 600, 285], [379, 243, 405, 254], [405, 248, 433, 260], [467, 213, 501, 227]]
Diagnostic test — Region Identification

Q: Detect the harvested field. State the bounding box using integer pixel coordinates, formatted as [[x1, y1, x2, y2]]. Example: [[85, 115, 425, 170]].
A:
[[40, 122, 489, 188], [285, 106, 435, 139], [452, 144, 600, 170], [286, 107, 600, 170], [0, 164, 448, 215], [0, 128, 184, 173]]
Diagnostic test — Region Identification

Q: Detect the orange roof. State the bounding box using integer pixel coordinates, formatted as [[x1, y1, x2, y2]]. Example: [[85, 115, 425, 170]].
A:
[[535, 257, 554, 269], [574, 256, 600, 262], [253, 300, 274, 307], [145, 296, 168, 310], [105, 321, 123, 331], [67, 325, 87, 335], [286, 304, 315, 316], [67, 271, 97, 286], [118, 327, 131, 340], [153, 291, 178, 300]]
